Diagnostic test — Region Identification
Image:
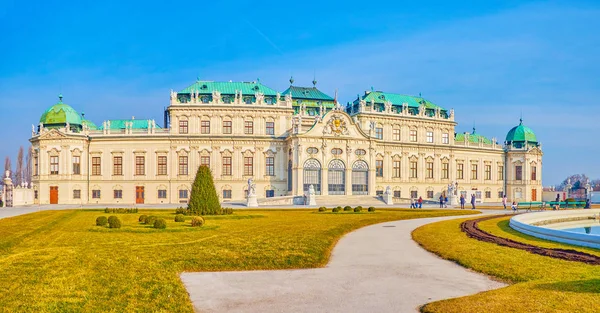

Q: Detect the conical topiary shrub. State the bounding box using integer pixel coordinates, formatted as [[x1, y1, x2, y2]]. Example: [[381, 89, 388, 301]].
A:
[[187, 165, 221, 215]]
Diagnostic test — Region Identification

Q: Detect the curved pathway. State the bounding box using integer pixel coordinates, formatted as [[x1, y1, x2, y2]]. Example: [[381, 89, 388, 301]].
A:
[[181, 213, 507, 313]]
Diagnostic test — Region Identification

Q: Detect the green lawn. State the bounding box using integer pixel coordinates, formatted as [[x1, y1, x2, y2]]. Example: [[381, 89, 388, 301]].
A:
[[412, 215, 600, 313], [0, 208, 474, 312]]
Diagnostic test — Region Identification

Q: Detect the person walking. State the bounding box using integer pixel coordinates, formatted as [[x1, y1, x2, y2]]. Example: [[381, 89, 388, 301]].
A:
[[410, 198, 416, 209], [460, 194, 465, 209], [418, 196, 423, 209], [502, 195, 507, 210], [439, 195, 444, 208], [471, 194, 476, 210], [444, 195, 448, 208]]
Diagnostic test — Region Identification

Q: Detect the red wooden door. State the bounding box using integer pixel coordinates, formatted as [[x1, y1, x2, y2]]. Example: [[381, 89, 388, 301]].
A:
[[136, 186, 144, 204], [50, 186, 58, 204]]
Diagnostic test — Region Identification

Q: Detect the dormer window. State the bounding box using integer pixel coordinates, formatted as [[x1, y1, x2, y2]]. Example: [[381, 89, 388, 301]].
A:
[[223, 96, 231, 104], [244, 97, 253, 104], [201, 84, 207, 89], [201, 96, 210, 104], [265, 97, 273, 105]]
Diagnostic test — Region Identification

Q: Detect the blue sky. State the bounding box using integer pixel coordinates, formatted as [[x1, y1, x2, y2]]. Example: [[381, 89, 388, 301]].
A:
[[1, 0, 599, 184]]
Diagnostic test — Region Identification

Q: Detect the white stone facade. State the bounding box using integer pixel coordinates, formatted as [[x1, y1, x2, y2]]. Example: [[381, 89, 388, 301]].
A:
[[29, 86, 542, 205]]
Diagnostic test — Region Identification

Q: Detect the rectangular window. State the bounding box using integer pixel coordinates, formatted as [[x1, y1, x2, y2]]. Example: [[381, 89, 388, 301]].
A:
[[426, 131, 434, 143], [393, 129, 401, 141], [34, 156, 39, 176], [158, 189, 167, 199], [442, 163, 449, 179], [244, 121, 254, 134], [157, 156, 167, 175], [92, 157, 101, 176], [376, 160, 383, 177], [114, 190, 122, 199], [223, 189, 232, 199], [442, 133, 449, 144], [427, 190, 434, 199], [200, 156, 210, 168], [34, 190, 38, 199], [50, 156, 59, 175], [457, 163, 464, 179], [516, 165, 523, 181], [72, 156, 80, 175], [135, 156, 145, 176], [498, 191, 504, 198], [411, 190, 418, 199], [73, 189, 81, 199], [376, 190, 384, 196], [393, 190, 401, 198], [179, 156, 188, 176], [223, 121, 232, 134], [201, 121, 210, 134], [471, 164, 478, 180], [485, 165, 492, 180], [92, 190, 101, 199], [426, 162, 434, 179], [266, 190, 275, 198], [375, 127, 383, 140], [244, 157, 253, 176], [113, 156, 123, 176], [485, 191, 491, 199], [179, 189, 188, 199], [498, 165, 504, 180], [266, 122, 275, 135], [179, 120, 188, 134], [410, 161, 417, 178], [266, 157, 275, 176], [409, 130, 417, 142], [223, 157, 232, 176], [531, 166, 537, 181], [393, 160, 400, 178]]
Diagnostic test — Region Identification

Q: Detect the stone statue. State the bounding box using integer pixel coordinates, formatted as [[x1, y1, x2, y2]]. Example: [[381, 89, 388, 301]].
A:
[[247, 178, 256, 196], [301, 102, 306, 115], [212, 90, 221, 104], [419, 104, 426, 116], [384, 100, 392, 113], [385, 186, 392, 195], [5, 170, 9, 179], [309, 184, 315, 195], [170, 89, 177, 102], [285, 93, 292, 106], [255, 92, 264, 104], [276, 92, 280, 104]]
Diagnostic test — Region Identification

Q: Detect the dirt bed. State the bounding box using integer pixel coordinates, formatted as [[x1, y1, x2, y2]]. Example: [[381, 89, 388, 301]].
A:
[[460, 215, 600, 265]]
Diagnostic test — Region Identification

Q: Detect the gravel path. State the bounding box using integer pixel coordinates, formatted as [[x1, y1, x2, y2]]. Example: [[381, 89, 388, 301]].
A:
[[181, 213, 507, 313]]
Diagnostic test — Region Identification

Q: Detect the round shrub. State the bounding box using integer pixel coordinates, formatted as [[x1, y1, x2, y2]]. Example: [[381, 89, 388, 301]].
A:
[[191, 216, 205, 227], [318, 206, 326, 212], [343, 206, 352, 211], [96, 216, 108, 226], [175, 207, 186, 215], [368, 206, 376, 212], [332, 207, 341, 213], [144, 216, 157, 225], [354, 206, 362, 213], [174, 214, 185, 222], [355, 206, 363, 211], [138, 215, 148, 223], [153, 218, 167, 229], [107, 216, 121, 229], [104, 208, 110, 213]]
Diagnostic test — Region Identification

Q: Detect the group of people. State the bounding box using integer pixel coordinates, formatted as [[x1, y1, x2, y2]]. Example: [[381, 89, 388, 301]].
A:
[[410, 197, 423, 209], [501, 194, 519, 212], [459, 193, 477, 210]]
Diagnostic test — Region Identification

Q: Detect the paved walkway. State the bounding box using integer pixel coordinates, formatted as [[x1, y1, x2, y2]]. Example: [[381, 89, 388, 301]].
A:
[[180, 212, 508, 313]]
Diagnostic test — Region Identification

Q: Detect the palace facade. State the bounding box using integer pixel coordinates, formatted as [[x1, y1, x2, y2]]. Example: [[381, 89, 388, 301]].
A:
[[30, 79, 543, 205]]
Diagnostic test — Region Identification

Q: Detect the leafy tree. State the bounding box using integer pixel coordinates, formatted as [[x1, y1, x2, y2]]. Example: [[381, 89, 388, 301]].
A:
[[557, 174, 589, 191], [187, 165, 221, 215]]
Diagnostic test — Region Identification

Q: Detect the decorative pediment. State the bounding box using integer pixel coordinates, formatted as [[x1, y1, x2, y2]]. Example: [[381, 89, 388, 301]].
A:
[[301, 111, 370, 140], [425, 156, 434, 162], [409, 155, 418, 162], [200, 149, 211, 156], [264, 149, 276, 157], [39, 129, 67, 140], [242, 149, 254, 157], [323, 114, 350, 136]]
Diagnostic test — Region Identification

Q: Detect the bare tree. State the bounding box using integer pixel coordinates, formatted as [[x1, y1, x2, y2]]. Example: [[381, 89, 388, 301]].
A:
[[15, 146, 24, 186], [25, 146, 32, 185]]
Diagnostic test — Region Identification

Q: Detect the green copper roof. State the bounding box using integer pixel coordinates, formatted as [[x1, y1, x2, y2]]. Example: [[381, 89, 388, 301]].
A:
[[99, 119, 162, 130], [39, 96, 83, 126], [357, 91, 445, 110], [506, 119, 537, 143], [455, 129, 493, 144], [82, 119, 98, 130], [281, 86, 334, 101], [179, 80, 278, 96]]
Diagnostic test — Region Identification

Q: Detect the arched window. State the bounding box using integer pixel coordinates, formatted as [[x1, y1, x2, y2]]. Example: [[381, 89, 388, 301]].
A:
[[303, 159, 321, 195], [328, 159, 346, 195], [352, 160, 369, 195]]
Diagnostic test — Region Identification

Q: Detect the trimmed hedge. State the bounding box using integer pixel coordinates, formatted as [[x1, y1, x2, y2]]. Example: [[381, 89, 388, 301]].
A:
[[188, 166, 221, 215], [104, 208, 138, 214], [354, 206, 362, 213], [332, 207, 341, 213], [138, 215, 148, 223], [175, 207, 186, 215], [368, 206, 376, 212], [96, 216, 108, 226], [220, 207, 234, 215], [153, 218, 167, 229], [318, 206, 327, 212], [343, 206, 352, 211], [174, 214, 185, 222], [107, 216, 121, 229], [191, 216, 205, 227]]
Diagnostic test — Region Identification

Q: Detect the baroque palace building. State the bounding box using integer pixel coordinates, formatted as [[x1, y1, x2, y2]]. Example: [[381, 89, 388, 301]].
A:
[[30, 78, 543, 205]]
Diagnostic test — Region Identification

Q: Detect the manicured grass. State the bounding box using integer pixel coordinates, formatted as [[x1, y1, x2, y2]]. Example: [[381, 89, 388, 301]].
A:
[[412, 215, 600, 313], [0, 208, 474, 312]]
